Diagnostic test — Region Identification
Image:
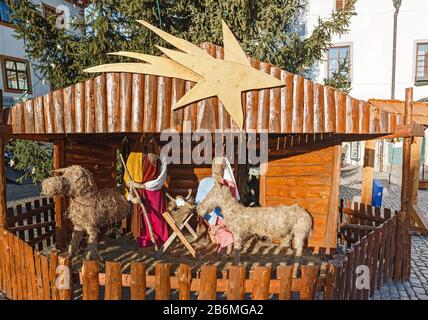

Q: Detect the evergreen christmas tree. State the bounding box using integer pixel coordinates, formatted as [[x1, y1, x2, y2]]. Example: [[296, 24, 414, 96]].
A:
[[7, 0, 356, 87]]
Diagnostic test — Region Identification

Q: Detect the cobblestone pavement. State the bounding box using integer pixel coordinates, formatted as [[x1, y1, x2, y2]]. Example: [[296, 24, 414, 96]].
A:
[[340, 164, 428, 300]]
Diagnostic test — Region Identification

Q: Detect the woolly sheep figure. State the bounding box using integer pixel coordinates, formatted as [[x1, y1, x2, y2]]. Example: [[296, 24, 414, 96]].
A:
[[197, 180, 313, 263], [41, 165, 132, 259]]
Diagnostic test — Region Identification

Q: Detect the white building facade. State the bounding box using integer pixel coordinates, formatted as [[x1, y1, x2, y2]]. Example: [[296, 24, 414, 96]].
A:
[[0, 0, 84, 108], [305, 0, 428, 168]]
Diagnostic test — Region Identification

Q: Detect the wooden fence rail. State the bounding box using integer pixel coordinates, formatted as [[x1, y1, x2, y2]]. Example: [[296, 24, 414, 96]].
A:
[[78, 262, 325, 300]]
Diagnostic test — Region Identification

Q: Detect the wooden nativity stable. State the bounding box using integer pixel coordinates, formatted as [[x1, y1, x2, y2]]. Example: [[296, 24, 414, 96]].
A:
[[0, 42, 425, 257]]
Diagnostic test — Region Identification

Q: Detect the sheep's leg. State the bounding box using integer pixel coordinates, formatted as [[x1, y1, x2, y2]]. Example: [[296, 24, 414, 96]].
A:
[[279, 233, 292, 250], [233, 236, 242, 265], [86, 227, 103, 261], [293, 232, 305, 257], [68, 228, 84, 256]]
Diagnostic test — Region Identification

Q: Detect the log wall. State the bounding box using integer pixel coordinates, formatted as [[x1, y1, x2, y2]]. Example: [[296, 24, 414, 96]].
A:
[[260, 146, 342, 252]]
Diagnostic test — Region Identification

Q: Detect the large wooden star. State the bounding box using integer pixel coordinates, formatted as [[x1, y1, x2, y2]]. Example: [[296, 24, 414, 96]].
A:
[[84, 20, 285, 129]]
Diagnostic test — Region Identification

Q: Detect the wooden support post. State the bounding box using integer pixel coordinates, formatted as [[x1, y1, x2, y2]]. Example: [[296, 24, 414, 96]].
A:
[[409, 137, 428, 234], [0, 90, 6, 229], [54, 139, 67, 250], [399, 88, 414, 281], [361, 140, 376, 204]]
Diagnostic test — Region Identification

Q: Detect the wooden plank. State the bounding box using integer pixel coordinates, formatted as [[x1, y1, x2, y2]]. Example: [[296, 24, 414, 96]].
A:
[[40, 253, 51, 300], [11, 103, 24, 133], [257, 62, 270, 131], [33, 96, 46, 133], [74, 82, 85, 133], [282, 72, 294, 132], [84, 79, 95, 133], [131, 73, 144, 132], [269, 66, 281, 132], [245, 59, 260, 131], [106, 73, 120, 133], [370, 107, 380, 134], [120, 72, 132, 132], [24, 241, 37, 300], [23, 100, 35, 134], [227, 266, 246, 300], [43, 93, 54, 133], [63, 86, 75, 133], [325, 145, 342, 248], [49, 250, 59, 300], [104, 261, 122, 300], [177, 263, 191, 300], [314, 84, 325, 132], [324, 86, 336, 132], [303, 79, 314, 133], [300, 265, 318, 300], [252, 266, 271, 300], [360, 101, 371, 134], [198, 265, 217, 300], [53, 89, 65, 133], [12, 235, 23, 300], [82, 260, 100, 300], [170, 78, 185, 132], [143, 75, 158, 132], [155, 263, 171, 300], [361, 140, 376, 204], [34, 251, 44, 300], [277, 265, 293, 300], [2, 231, 12, 298], [130, 261, 146, 300], [292, 74, 304, 132], [94, 74, 107, 133], [335, 91, 346, 133]]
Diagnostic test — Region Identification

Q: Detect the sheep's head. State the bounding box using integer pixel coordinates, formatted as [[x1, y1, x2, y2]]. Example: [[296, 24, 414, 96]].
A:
[[196, 181, 233, 217], [41, 165, 97, 197], [41, 176, 69, 197]]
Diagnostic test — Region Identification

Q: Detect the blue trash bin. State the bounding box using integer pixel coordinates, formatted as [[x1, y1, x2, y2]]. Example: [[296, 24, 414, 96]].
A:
[[371, 179, 383, 207]]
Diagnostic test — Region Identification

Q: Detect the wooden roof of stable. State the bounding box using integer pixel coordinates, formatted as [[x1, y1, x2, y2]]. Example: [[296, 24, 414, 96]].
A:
[[368, 99, 428, 126], [4, 43, 410, 138]]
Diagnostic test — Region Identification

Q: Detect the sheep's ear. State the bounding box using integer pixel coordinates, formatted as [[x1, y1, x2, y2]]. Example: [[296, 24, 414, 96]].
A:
[[53, 168, 67, 174]]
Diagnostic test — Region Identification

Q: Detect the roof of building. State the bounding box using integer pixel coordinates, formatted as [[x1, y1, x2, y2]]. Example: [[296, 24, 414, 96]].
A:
[[4, 43, 415, 139], [368, 99, 428, 126]]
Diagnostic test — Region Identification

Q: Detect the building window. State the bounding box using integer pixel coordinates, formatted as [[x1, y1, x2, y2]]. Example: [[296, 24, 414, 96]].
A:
[[1, 56, 32, 93], [336, 0, 347, 11], [0, 0, 13, 26], [415, 43, 428, 82], [327, 46, 351, 80]]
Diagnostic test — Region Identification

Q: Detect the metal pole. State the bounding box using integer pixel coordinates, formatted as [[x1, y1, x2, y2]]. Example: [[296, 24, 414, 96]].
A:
[[391, 0, 402, 99]]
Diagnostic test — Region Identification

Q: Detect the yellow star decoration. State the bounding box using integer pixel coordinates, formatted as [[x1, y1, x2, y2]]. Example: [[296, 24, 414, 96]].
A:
[[84, 20, 285, 129]]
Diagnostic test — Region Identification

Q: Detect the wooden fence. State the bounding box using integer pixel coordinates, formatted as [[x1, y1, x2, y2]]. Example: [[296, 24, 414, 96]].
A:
[[6, 197, 55, 251], [0, 229, 70, 300], [0, 200, 409, 300], [78, 262, 325, 300]]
